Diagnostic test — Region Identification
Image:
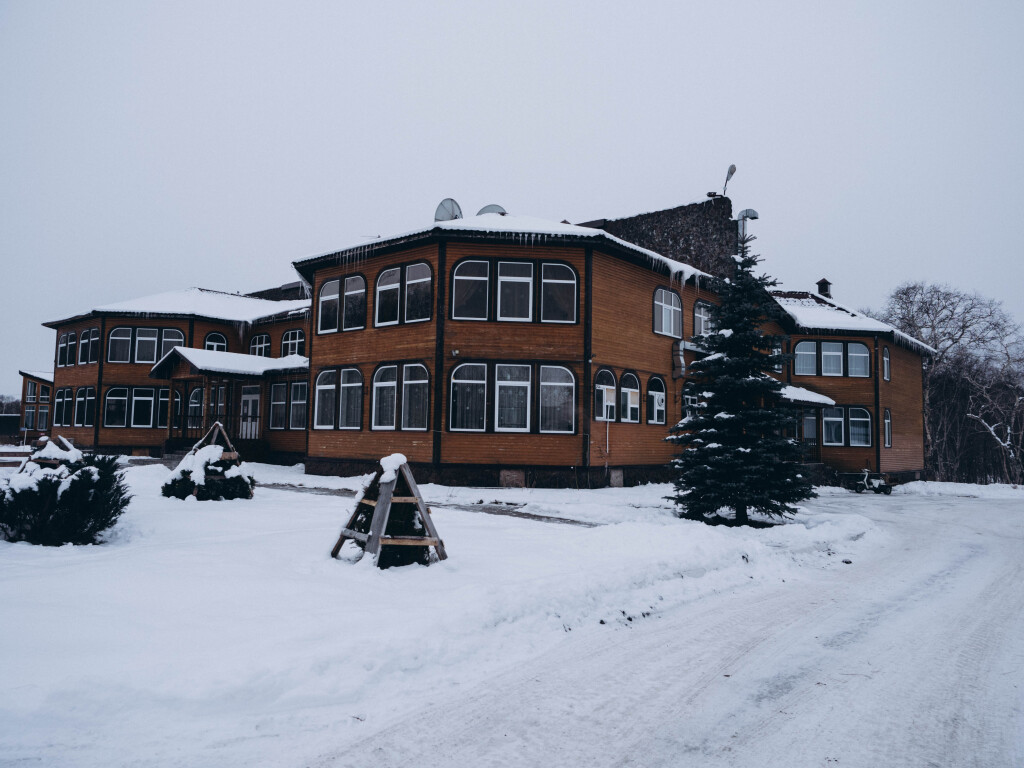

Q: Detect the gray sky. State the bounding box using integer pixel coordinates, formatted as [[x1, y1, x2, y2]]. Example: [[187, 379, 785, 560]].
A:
[[2, 0, 1022, 395]]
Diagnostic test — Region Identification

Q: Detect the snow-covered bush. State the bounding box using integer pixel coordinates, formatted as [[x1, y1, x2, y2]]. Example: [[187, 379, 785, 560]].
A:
[[161, 445, 255, 501], [0, 440, 131, 546]]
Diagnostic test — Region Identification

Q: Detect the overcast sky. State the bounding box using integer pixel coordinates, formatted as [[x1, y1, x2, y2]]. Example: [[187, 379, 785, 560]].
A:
[[2, 0, 1022, 396]]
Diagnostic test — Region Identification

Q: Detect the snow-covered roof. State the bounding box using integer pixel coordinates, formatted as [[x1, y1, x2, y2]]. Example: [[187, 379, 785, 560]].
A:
[[19, 369, 54, 383], [771, 292, 935, 355], [45, 288, 310, 328], [293, 212, 710, 284], [779, 384, 835, 407], [151, 347, 308, 378]]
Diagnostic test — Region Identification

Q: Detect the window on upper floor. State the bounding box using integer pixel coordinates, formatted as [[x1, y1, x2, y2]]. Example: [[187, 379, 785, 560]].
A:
[[405, 263, 432, 324], [848, 343, 870, 377], [40, 385, 50, 403], [884, 409, 892, 447], [620, 373, 640, 423], [693, 302, 714, 336], [108, 328, 132, 363], [249, 334, 270, 357], [647, 377, 667, 425], [135, 329, 159, 364], [204, 332, 227, 352], [452, 261, 489, 320], [541, 263, 576, 323], [66, 332, 77, 367], [79, 327, 100, 364], [57, 334, 68, 367], [497, 262, 533, 321], [450, 363, 486, 431], [794, 341, 818, 376], [160, 329, 184, 360], [495, 364, 530, 432], [281, 329, 305, 357], [594, 369, 616, 422], [375, 269, 401, 327], [26, 381, 36, 403], [883, 348, 891, 381], [319, 279, 340, 333], [539, 366, 574, 433], [343, 276, 366, 331], [771, 339, 784, 374], [821, 342, 844, 376], [654, 289, 682, 338]]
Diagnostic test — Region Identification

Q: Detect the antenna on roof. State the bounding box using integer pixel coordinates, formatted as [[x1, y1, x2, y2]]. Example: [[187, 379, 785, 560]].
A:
[[434, 198, 463, 222], [723, 164, 736, 196], [476, 204, 507, 216]]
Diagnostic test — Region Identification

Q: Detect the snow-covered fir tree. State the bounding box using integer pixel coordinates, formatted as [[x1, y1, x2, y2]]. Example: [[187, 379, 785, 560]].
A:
[[669, 237, 814, 525]]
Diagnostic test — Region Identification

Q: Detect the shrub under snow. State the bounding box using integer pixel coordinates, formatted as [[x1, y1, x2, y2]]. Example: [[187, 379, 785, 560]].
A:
[[161, 445, 255, 501]]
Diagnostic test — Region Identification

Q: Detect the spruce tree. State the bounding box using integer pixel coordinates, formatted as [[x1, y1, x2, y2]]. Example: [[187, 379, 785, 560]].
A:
[[669, 237, 814, 525]]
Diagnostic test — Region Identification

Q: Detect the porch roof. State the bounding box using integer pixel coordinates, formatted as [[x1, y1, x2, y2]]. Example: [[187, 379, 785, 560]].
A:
[[779, 384, 835, 407], [150, 347, 308, 379]]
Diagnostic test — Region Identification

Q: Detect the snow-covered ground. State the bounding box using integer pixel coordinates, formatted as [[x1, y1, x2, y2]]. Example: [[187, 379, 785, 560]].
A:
[[0, 463, 1021, 767]]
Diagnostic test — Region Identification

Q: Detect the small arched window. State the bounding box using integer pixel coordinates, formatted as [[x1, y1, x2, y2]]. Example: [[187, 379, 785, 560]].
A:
[[884, 408, 892, 447], [375, 269, 401, 327], [372, 366, 398, 429], [108, 327, 132, 363], [654, 289, 682, 338], [883, 348, 891, 381], [402, 364, 430, 430], [204, 333, 227, 352], [620, 373, 640, 423], [281, 329, 305, 357], [540, 366, 574, 433], [452, 260, 489, 320], [314, 370, 337, 429], [594, 369, 616, 422], [160, 329, 184, 359], [794, 341, 817, 376], [848, 343, 870, 377], [319, 279, 340, 333], [450, 363, 486, 431], [103, 387, 129, 428], [343, 276, 366, 331], [541, 263, 576, 323], [849, 408, 872, 447], [249, 334, 270, 357], [647, 377, 667, 425]]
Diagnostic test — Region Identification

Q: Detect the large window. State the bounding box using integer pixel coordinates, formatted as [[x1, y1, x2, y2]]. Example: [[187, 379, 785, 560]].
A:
[[66, 332, 77, 367], [250, 334, 270, 357], [647, 377, 666, 425], [79, 327, 100, 364], [539, 366, 574, 433], [794, 341, 816, 375], [40, 385, 50, 402], [57, 334, 68, 367], [594, 369, 616, 421], [343, 276, 366, 331], [883, 348, 891, 381], [405, 263, 432, 323], [281, 329, 305, 357], [693, 302, 714, 336], [204, 333, 227, 352], [290, 382, 307, 430], [74, 388, 94, 427], [450, 363, 486, 431], [402, 364, 429, 430], [495, 364, 530, 432], [340, 368, 362, 429], [270, 383, 288, 429], [849, 407, 871, 446], [822, 342, 844, 376], [135, 329, 159, 364], [53, 389, 65, 428], [848, 343, 870, 377], [108, 328, 131, 363], [314, 371, 336, 429], [26, 381, 37, 402], [620, 373, 640, 423], [319, 279, 340, 333], [497, 262, 533, 321], [375, 268, 401, 327], [541, 263, 576, 323], [452, 260, 489, 320], [654, 289, 682, 338], [60, 388, 74, 426], [372, 366, 397, 429], [160, 328, 184, 359], [822, 407, 844, 446], [131, 388, 155, 428], [104, 387, 129, 428], [37, 406, 49, 431]]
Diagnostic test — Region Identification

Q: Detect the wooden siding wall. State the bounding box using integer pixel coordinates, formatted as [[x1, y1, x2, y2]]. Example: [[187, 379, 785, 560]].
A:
[[879, 342, 926, 473]]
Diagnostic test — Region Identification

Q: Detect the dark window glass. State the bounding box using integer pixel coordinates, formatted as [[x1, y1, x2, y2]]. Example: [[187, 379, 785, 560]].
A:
[[204, 333, 227, 352], [343, 277, 365, 331], [131, 388, 155, 428], [314, 371, 336, 429], [540, 366, 574, 433], [160, 329, 184, 359], [450, 363, 486, 431], [319, 280, 340, 333], [372, 366, 397, 428], [498, 262, 532, 321], [270, 383, 287, 429], [375, 269, 400, 326], [541, 264, 576, 323], [135, 329, 159, 364], [340, 369, 362, 429], [405, 263, 432, 323], [66, 333, 77, 366], [290, 382, 307, 429], [402, 364, 429, 429], [104, 388, 129, 427], [452, 261, 489, 320]]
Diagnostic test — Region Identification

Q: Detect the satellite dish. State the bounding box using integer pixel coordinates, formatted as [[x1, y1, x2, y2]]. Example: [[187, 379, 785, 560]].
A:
[[434, 198, 463, 222], [476, 204, 507, 216]]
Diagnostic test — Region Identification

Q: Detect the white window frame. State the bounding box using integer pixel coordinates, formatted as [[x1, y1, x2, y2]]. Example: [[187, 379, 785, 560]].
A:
[[160, 328, 184, 360], [57, 333, 68, 367], [401, 364, 430, 430], [131, 387, 155, 428], [452, 260, 490, 321], [108, 327, 132, 363], [37, 406, 49, 431], [372, 365, 397, 430], [647, 377, 666, 425], [313, 370, 336, 430], [319, 279, 340, 334], [848, 343, 870, 378], [134, 328, 159, 364], [693, 302, 714, 336], [289, 382, 307, 430], [343, 276, 366, 331], [495, 364, 531, 433], [204, 333, 227, 352], [620, 373, 640, 423], [822, 407, 844, 446], [884, 409, 892, 447], [822, 342, 844, 377], [249, 334, 271, 357], [187, 388, 204, 429], [281, 329, 304, 357], [78, 331, 90, 364], [339, 368, 362, 430], [449, 363, 487, 432], [404, 263, 432, 324], [26, 381, 37, 403], [374, 268, 401, 327], [883, 348, 891, 381], [104, 387, 129, 428], [74, 389, 87, 427], [594, 369, 616, 422], [66, 332, 77, 367], [539, 365, 575, 434], [24, 407, 35, 431], [540, 263, 577, 323], [654, 288, 682, 338], [269, 383, 287, 430], [794, 341, 816, 375], [849, 407, 872, 447], [497, 261, 533, 322]]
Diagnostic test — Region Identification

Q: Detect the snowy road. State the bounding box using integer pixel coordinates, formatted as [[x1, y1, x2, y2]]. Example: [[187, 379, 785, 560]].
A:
[[314, 495, 1024, 768]]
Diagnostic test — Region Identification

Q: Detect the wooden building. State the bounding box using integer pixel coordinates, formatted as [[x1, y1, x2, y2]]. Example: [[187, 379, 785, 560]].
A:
[[17, 370, 53, 443]]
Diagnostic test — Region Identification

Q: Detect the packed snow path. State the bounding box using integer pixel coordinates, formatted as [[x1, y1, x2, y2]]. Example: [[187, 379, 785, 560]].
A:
[[315, 494, 1023, 768]]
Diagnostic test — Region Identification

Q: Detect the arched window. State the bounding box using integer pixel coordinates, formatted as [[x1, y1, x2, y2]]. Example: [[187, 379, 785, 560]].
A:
[[319, 279, 340, 333], [75, 387, 95, 427], [884, 408, 892, 447], [495, 364, 531, 432], [135, 328, 158, 363], [314, 370, 337, 429], [693, 302, 714, 336], [452, 260, 489, 320], [249, 334, 270, 357], [647, 377, 667, 425], [108, 328, 132, 363], [541, 263, 576, 323], [405, 263, 432, 323], [57, 333, 68, 367], [53, 389, 65, 427], [103, 387, 129, 428], [187, 388, 204, 429], [204, 333, 227, 352], [540, 366, 574, 433], [883, 348, 891, 381], [372, 366, 398, 429], [497, 262, 533, 321], [375, 269, 401, 327], [343, 276, 366, 330], [848, 343, 870, 377], [849, 408, 871, 446], [450, 363, 486, 431], [402, 364, 430, 430], [654, 289, 682, 338], [66, 332, 77, 367], [160, 328, 184, 359], [594, 369, 616, 422], [74, 389, 87, 427], [794, 341, 817, 376], [620, 373, 640, 423], [281, 329, 305, 357], [79, 327, 100, 364], [339, 368, 363, 429]]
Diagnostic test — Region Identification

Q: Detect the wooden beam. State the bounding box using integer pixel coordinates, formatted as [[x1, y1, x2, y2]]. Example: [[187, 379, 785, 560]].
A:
[[338, 527, 369, 543], [364, 477, 395, 559], [381, 536, 439, 547]]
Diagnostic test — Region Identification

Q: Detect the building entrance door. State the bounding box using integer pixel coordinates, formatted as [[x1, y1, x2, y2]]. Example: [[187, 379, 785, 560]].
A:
[[239, 386, 261, 440]]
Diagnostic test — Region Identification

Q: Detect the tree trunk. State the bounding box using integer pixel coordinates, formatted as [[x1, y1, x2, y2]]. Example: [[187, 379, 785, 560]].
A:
[[735, 504, 749, 526]]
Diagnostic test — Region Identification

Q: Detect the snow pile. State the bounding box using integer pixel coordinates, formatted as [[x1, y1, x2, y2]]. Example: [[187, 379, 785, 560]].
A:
[[379, 453, 408, 484], [894, 481, 1023, 499], [153, 347, 308, 376], [33, 436, 84, 465]]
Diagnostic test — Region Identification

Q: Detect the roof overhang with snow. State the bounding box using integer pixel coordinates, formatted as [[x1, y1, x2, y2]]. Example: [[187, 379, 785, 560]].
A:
[[19, 369, 54, 384], [149, 347, 309, 379]]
